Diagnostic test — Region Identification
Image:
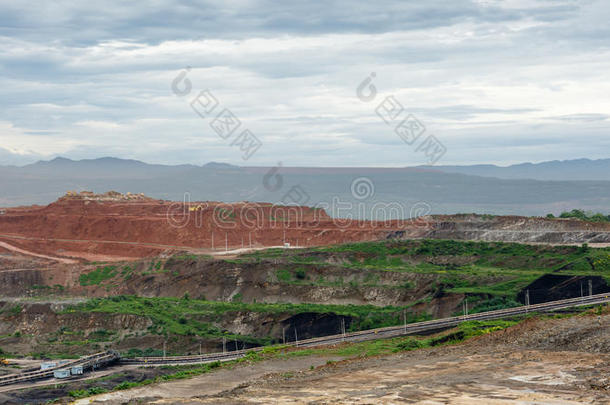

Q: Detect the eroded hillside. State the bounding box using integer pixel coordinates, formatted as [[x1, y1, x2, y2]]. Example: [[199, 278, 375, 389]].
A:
[[0, 239, 608, 359]]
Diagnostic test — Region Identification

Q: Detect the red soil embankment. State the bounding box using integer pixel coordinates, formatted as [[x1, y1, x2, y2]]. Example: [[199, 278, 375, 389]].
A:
[[0, 193, 417, 261], [1, 193, 608, 262]]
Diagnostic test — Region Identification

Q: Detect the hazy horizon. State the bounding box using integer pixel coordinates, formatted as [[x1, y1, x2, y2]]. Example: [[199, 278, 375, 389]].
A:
[[2, 1, 610, 167], [3, 155, 610, 169]]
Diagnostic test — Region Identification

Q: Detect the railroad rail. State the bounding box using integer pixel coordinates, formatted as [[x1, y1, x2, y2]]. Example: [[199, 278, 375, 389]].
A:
[[123, 292, 610, 365], [0, 351, 119, 387]]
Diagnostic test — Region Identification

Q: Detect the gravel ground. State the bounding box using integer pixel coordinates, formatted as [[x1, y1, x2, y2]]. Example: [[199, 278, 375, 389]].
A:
[[81, 311, 610, 404]]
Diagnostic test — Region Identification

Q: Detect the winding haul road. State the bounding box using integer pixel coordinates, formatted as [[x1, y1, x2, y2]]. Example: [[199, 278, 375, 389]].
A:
[[2, 292, 606, 390]]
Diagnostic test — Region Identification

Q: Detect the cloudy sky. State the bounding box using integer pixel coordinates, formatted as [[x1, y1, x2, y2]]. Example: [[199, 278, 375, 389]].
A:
[[1, 0, 609, 167]]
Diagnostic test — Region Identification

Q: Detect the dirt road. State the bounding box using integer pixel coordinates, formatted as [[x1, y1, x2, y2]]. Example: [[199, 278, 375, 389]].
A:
[[0, 241, 76, 264], [74, 356, 346, 404], [79, 313, 609, 404]]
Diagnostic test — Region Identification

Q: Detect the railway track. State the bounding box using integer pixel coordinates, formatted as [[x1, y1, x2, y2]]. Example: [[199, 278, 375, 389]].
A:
[[0, 293, 606, 386], [0, 351, 119, 387], [123, 292, 610, 366]]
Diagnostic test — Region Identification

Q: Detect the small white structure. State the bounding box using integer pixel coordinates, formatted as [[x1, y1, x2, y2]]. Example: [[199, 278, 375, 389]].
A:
[[41, 362, 57, 370], [284, 243, 291, 248], [0, 210, 5, 215], [53, 369, 71, 379], [71, 365, 83, 375]]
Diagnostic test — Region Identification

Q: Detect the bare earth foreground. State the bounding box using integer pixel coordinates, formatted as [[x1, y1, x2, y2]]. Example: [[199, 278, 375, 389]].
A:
[[78, 312, 609, 405]]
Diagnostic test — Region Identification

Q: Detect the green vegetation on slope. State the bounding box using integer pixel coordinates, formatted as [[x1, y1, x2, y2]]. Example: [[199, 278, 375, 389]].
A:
[[65, 295, 430, 340], [60, 239, 609, 353], [547, 209, 610, 222], [79, 265, 118, 286], [244, 239, 610, 298], [76, 240, 607, 304]]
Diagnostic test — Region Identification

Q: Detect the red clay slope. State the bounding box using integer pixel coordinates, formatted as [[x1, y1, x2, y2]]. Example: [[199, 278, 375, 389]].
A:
[[0, 192, 420, 261], [1, 192, 608, 262]]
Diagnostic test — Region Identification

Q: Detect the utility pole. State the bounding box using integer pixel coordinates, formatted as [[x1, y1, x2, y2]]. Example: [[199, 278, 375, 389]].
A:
[[212, 231, 214, 250], [463, 297, 468, 319], [525, 290, 530, 313], [294, 327, 298, 347], [225, 233, 228, 251], [223, 337, 226, 354], [241, 237, 244, 249], [589, 279, 593, 296], [403, 309, 407, 334], [163, 341, 166, 360], [249, 232, 252, 248], [199, 341, 202, 357], [282, 327, 286, 344], [235, 339, 238, 352], [341, 318, 346, 341]]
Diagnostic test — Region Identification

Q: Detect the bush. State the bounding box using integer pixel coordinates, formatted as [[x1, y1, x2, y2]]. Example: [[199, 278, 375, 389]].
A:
[[276, 269, 291, 282], [559, 209, 610, 223], [69, 387, 109, 398], [115, 381, 140, 390], [593, 254, 610, 271], [395, 338, 423, 351], [5, 305, 22, 317], [469, 297, 521, 314]]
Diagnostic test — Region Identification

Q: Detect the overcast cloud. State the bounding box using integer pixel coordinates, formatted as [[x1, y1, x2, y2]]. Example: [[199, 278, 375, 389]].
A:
[[1, 0, 609, 166]]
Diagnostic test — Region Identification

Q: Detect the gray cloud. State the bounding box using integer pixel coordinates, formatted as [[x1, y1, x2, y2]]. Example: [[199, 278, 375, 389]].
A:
[[0, 1, 525, 44], [546, 113, 610, 122], [0, 0, 609, 167]]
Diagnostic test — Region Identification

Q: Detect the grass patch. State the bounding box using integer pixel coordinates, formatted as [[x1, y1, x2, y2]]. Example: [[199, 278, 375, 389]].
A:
[[64, 296, 430, 342], [79, 266, 118, 286]]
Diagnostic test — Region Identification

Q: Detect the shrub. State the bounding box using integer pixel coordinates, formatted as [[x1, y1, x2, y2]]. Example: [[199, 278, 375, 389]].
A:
[[294, 269, 307, 280], [395, 338, 423, 351], [115, 381, 139, 390], [69, 387, 109, 398], [276, 269, 291, 282], [559, 209, 610, 222]]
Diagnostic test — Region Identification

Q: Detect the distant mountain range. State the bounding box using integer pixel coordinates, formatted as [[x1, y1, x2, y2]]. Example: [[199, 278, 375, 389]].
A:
[[418, 158, 610, 181], [0, 157, 608, 216]]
